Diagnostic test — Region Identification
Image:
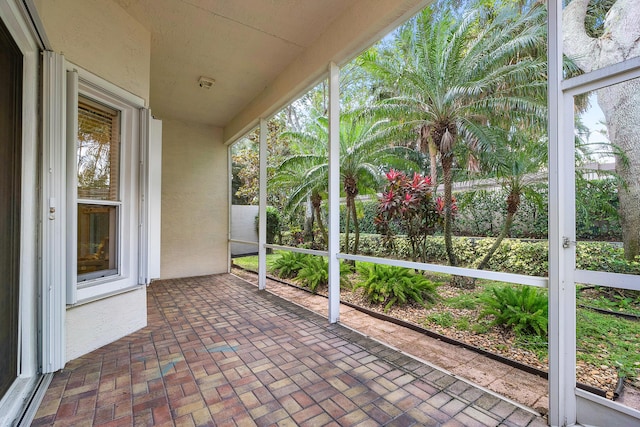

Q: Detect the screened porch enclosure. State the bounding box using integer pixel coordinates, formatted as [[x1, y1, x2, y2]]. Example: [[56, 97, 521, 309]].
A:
[[233, 3, 640, 426]]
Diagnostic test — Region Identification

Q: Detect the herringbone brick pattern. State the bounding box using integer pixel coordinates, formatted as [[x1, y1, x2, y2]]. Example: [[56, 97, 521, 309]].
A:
[[32, 274, 547, 426]]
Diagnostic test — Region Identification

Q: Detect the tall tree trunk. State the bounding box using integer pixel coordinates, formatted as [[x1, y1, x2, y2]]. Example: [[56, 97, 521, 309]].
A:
[[311, 191, 328, 246], [442, 154, 457, 267], [598, 83, 640, 260], [478, 188, 520, 269], [429, 140, 438, 191], [478, 212, 515, 270], [418, 125, 439, 191], [344, 197, 352, 253], [564, 0, 640, 260], [352, 201, 360, 255], [303, 195, 314, 242]]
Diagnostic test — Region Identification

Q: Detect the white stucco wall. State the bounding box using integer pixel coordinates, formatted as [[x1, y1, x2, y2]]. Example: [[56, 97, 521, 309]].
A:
[[34, 0, 151, 100], [65, 288, 147, 361], [161, 119, 228, 279], [231, 205, 259, 256], [35, 0, 151, 361]]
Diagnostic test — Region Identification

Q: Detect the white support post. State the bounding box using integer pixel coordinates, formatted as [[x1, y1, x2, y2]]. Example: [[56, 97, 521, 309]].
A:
[[41, 51, 67, 372], [327, 62, 340, 323], [258, 119, 268, 290], [227, 146, 233, 273], [65, 69, 78, 303], [548, 3, 577, 425]]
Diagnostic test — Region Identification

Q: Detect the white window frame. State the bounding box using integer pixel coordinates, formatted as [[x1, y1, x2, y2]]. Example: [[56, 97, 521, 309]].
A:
[[65, 63, 145, 304]]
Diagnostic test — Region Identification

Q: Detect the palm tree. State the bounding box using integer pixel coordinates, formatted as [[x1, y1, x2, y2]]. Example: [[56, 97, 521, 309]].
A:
[[271, 161, 329, 245], [275, 111, 417, 254], [474, 128, 547, 270], [361, 2, 547, 267], [271, 113, 330, 245]]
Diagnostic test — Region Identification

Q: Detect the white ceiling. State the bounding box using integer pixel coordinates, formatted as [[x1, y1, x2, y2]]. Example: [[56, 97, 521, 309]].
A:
[[115, 0, 358, 127]]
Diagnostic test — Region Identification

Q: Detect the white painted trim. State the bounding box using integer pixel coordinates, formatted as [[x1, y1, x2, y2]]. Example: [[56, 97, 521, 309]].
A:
[[147, 114, 162, 281], [0, 3, 42, 421], [0, 376, 41, 426], [69, 284, 145, 307], [575, 270, 640, 291], [548, 2, 576, 424], [562, 56, 640, 94], [227, 146, 233, 272], [13, 8, 39, 381], [65, 62, 145, 109], [65, 70, 78, 304], [327, 62, 340, 324], [576, 388, 640, 426], [72, 76, 141, 302], [41, 50, 67, 373], [1, 1, 38, 51], [230, 239, 259, 246], [266, 244, 328, 257], [558, 15, 640, 425], [12, 374, 53, 427], [258, 119, 267, 290], [338, 254, 548, 287], [139, 110, 149, 285], [138, 110, 162, 284], [19, 0, 49, 48]]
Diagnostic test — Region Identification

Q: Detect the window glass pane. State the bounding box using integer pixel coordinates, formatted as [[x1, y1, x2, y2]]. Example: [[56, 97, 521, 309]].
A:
[[563, 0, 640, 78], [77, 204, 117, 278], [77, 97, 120, 200]]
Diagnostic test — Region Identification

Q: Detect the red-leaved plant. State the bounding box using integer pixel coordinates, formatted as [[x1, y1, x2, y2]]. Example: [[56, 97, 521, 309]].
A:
[[375, 169, 445, 262]]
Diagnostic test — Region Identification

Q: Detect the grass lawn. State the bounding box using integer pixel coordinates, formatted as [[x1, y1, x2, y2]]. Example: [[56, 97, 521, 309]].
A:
[[231, 252, 281, 272]]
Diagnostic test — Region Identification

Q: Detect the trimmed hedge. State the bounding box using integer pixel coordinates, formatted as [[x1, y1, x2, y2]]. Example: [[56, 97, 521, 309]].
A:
[[313, 179, 621, 243], [340, 234, 639, 277]]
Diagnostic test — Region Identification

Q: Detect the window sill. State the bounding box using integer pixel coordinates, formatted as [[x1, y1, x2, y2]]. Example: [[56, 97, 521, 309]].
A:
[[68, 283, 145, 308]]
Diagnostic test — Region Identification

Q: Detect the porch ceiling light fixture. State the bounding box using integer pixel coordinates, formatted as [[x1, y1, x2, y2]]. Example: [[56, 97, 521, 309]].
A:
[[198, 76, 216, 89]]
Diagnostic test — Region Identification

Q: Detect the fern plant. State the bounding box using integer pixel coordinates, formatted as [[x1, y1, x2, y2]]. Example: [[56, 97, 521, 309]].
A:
[[479, 286, 548, 336], [297, 256, 328, 292], [272, 251, 309, 278], [296, 256, 353, 292], [354, 263, 438, 312]]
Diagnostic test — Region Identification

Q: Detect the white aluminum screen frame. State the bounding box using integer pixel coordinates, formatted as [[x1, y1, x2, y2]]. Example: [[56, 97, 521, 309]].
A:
[[561, 58, 640, 426], [548, 2, 640, 424]]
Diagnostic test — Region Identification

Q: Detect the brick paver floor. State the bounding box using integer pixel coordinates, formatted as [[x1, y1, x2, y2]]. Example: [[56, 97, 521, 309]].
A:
[[32, 274, 547, 426]]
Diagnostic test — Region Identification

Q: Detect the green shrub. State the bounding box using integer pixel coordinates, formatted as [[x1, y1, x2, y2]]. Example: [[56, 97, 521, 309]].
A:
[[290, 234, 639, 277], [576, 242, 640, 274], [255, 206, 282, 245], [272, 254, 353, 291], [480, 286, 548, 336], [272, 251, 308, 278], [454, 181, 622, 241], [354, 263, 438, 312], [297, 256, 328, 292], [454, 187, 548, 239], [479, 239, 548, 276]]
